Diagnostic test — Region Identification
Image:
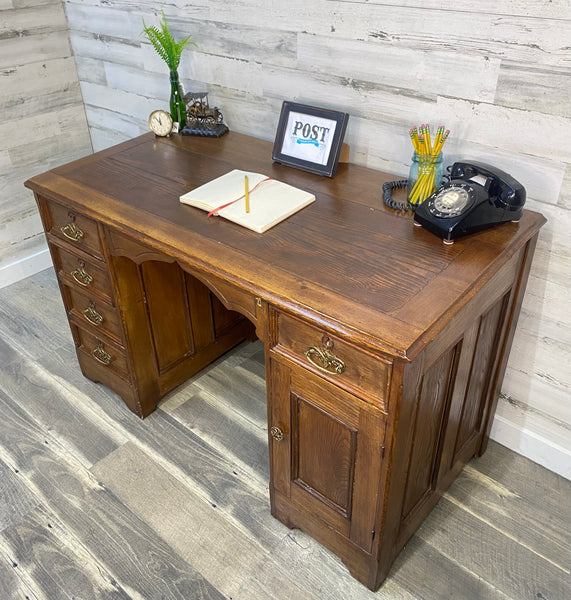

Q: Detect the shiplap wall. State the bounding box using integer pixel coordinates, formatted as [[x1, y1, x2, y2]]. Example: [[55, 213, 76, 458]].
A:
[[5, 0, 571, 477], [0, 0, 92, 285]]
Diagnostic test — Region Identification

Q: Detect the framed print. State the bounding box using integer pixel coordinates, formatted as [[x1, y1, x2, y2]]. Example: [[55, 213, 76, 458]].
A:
[[272, 101, 349, 177]]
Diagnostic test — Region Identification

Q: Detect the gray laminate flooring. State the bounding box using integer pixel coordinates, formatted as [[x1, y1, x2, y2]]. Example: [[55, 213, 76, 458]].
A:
[[0, 268, 569, 600]]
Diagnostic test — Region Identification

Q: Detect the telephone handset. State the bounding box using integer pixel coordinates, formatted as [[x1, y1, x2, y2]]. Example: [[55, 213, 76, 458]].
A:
[[413, 161, 526, 244]]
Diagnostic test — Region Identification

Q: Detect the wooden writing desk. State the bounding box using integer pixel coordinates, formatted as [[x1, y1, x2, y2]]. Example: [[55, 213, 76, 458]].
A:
[[25, 132, 545, 590]]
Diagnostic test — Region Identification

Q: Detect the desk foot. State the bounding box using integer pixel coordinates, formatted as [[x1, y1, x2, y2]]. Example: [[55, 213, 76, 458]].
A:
[[271, 489, 381, 591]]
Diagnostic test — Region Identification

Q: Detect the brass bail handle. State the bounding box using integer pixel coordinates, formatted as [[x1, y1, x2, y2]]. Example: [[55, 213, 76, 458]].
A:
[[71, 261, 93, 287], [305, 335, 346, 375], [60, 213, 84, 242], [82, 303, 103, 326], [92, 341, 111, 365]]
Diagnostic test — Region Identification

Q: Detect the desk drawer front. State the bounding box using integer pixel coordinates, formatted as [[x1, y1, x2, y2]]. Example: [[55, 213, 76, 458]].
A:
[[54, 246, 113, 300], [65, 286, 122, 343], [273, 312, 391, 410], [74, 327, 129, 378], [44, 199, 103, 258]]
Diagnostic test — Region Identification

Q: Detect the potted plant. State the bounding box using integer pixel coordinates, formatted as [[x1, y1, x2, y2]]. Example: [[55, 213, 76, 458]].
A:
[[142, 11, 195, 129]]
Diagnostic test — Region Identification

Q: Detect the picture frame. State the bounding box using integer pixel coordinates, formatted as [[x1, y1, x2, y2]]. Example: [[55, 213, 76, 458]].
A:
[[272, 101, 349, 177]]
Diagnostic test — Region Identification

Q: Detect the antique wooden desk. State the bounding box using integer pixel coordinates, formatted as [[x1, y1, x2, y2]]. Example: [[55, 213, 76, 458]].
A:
[[25, 132, 545, 590]]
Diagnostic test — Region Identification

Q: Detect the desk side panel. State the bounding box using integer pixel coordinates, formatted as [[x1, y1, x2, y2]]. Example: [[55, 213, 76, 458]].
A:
[[374, 236, 537, 589]]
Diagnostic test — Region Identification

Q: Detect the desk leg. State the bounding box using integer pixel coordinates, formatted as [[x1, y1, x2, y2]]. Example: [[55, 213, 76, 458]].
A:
[[109, 257, 255, 418]]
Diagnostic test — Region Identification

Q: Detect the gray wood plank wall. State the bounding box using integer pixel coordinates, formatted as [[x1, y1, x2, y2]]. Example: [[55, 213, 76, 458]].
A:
[[0, 268, 569, 599], [0, 0, 92, 277], [65, 0, 571, 478], [0, 0, 569, 476]]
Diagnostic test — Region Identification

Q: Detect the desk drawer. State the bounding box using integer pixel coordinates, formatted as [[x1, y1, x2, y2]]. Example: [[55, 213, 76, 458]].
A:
[[65, 286, 122, 343], [273, 312, 391, 410], [74, 327, 129, 379], [44, 199, 103, 258], [53, 246, 113, 301]]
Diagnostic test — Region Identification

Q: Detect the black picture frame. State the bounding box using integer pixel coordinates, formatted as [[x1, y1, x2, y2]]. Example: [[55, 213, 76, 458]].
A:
[[272, 101, 349, 177]]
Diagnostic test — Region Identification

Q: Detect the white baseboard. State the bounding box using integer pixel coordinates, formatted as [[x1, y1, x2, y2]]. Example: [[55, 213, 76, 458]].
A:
[[490, 395, 571, 481], [0, 249, 53, 290]]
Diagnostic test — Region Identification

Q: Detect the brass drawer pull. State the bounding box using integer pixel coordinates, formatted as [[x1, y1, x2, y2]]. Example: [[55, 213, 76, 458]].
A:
[[71, 267, 93, 287], [270, 426, 284, 442], [92, 343, 111, 365], [305, 337, 346, 375], [82, 305, 103, 326], [60, 222, 84, 242]]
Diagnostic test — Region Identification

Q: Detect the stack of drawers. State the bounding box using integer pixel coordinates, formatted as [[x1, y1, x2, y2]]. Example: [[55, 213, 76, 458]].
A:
[[39, 197, 131, 391]]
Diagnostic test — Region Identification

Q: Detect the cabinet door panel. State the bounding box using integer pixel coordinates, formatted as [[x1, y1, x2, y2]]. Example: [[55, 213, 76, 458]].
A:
[[292, 392, 357, 517], [268, 358, 386, 552]]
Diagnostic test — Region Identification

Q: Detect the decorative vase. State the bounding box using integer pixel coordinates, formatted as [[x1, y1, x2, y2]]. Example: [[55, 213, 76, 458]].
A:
[[169, 70, 186, 129], [407, 152, 443, 206]]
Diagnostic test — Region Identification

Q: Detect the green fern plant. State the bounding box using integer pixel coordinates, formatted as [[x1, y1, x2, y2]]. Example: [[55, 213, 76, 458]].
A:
[[142, 11, 195, 71]]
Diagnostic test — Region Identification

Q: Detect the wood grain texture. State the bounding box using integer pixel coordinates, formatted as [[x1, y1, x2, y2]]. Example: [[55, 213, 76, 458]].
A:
[[0, 556, 40, 600], [24, 132, 544, 359], [0, 355, 120, 468], [21, 132, 549, 587], [324, 0, 571, 19], [0, 504, 134, 600], [0, 268, 570, 599], [42, 0, 569, 476], [4, 0, 569, 474], [0, 388, 225, 600], [417, 496, 570, 600], [91, 442, 323, 600], [0, 267, 71, 358], [0, 336, 19, 368], [0, 459, 40, 532], [0, 0, 92, 281]]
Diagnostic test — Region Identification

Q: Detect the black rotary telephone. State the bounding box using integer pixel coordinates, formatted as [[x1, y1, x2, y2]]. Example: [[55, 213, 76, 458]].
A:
[[413, 161, 526, 244]]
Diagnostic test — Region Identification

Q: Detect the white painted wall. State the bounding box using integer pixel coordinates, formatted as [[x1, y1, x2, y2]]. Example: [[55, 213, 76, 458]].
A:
[[4, 0, 570, 477], [0, 0, 92, 287]]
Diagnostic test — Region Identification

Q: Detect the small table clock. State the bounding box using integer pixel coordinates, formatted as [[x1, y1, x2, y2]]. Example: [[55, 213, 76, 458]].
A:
[[148, 110, 173, 137]]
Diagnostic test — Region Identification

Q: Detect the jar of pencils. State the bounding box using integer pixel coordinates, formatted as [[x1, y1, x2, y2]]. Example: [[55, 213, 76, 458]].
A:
[[407, 151, 444, 206], [406, 124, 449, 207]]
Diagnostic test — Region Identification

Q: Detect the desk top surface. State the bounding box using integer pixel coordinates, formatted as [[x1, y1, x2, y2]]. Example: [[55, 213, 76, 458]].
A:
[[26, 132, 546, 359]]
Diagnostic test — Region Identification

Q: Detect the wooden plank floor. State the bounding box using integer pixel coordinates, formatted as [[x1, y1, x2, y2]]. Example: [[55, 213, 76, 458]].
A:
[[0, 268, 569, 600]]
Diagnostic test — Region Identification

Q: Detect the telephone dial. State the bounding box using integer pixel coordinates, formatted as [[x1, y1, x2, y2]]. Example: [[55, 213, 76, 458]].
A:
[[413, 161, 526, 244]]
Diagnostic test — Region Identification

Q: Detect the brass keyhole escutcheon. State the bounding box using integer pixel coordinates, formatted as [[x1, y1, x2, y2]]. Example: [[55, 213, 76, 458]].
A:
[[270, 426, 284, 442], [322, 334, 334, 349]]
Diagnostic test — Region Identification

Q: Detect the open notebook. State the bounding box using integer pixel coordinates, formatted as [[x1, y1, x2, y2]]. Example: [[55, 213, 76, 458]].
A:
[[180, 169, 315, 233]]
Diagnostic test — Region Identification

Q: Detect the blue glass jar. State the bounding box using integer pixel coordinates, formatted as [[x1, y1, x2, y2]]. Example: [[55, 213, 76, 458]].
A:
[[407, 152, 443, 206]]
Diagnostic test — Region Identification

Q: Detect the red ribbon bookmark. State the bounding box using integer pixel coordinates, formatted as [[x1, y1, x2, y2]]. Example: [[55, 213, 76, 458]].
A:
[[207, 177, 272, 217]]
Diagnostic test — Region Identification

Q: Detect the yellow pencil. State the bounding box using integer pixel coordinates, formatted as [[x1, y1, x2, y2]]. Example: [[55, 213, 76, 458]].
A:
[[432, 126, 444, 155], [409, 127, 421, 153], [245, 175, 250, 213], [423, 124, 431, 154], [433, 129, 450, 156]]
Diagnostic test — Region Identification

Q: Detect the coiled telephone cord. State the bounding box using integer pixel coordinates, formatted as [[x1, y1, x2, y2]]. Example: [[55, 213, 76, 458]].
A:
[[382, 179, 410, 211], [383, 167, 450, 212]]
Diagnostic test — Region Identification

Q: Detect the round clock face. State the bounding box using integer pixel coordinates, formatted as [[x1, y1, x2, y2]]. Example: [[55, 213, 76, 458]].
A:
[[149, 110, 173, 137]]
